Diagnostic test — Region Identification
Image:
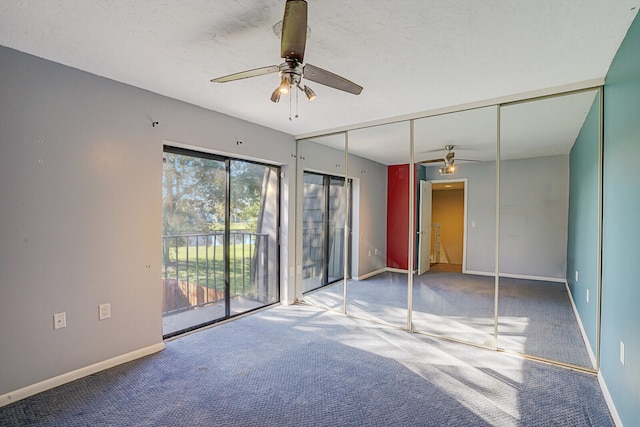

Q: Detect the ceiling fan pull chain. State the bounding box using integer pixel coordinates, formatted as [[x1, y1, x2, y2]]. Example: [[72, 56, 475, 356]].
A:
[[295, 86, 299, 119], [289, 88, 292, 121]]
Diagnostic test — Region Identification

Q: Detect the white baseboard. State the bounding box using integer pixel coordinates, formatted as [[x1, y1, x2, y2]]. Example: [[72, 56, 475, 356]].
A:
[[564, 281, 597, 368], [598, 371, 623, 426], [385, 267, 409, 274], [0, 342, 165, 407], [464, 270, 565, 283], [356, 268, 387, 281]]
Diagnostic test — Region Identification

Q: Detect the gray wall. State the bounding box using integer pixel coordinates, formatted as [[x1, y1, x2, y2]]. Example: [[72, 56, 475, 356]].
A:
[[348, 153, 388, 277], [426, 155, 569, 280], [0, 46, 296, 396], [499, 155, 569, 280]]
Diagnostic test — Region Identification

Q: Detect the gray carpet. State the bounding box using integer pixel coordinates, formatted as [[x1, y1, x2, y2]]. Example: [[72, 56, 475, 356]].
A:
[[312, 271, 593, 368], [0, 304, 612, 426]]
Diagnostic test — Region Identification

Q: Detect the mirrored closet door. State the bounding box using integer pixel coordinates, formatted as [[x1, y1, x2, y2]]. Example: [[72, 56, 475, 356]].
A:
[[498, 89, 601, 369], [297, 133, 348, 312], [346, 122, 411, 328], [411, 106, 498, 348]]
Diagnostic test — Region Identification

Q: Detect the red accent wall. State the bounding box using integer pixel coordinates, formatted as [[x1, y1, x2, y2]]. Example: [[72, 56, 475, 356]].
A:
[[387, 164, 409, 269]]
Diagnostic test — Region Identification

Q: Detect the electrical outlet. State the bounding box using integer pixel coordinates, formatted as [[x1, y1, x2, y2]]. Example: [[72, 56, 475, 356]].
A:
[[99, 303, 111, 320], [375, 248, 378, 255], [586, 289, 589, 303], [575, 270, 579, 282], [620, 341, 625, 365], [54, 312, 66, 330], [368, 250, 372, 257]]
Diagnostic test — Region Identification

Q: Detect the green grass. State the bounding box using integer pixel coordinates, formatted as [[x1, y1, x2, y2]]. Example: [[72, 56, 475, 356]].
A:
[[162, 243, 261, 296]]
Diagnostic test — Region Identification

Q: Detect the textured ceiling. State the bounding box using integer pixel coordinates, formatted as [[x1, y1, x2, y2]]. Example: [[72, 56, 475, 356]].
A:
[[0, 1, 637, 143]]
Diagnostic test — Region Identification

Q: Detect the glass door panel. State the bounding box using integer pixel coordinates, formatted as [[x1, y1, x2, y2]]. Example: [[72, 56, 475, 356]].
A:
[[162, 148, 227, 336], [328, 176, 350, 284], [229, 160, 280, 315], [301, 172, 325, 292]]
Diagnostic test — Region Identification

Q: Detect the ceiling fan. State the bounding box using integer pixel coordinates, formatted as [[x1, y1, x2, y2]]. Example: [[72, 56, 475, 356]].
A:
[[419, 145, 459, 175], [210, 0, 363, 110]]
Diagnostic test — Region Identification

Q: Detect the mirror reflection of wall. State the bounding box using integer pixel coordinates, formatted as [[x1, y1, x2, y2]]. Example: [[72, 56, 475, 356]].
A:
[[498, 89, 600, 369]]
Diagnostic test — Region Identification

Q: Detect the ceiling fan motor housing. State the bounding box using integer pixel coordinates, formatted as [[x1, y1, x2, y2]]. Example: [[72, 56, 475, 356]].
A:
[[280, 61, 303, 86]]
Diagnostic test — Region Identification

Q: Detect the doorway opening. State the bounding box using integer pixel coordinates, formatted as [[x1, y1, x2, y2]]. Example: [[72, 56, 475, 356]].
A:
[[161, 146, 280, 337], [417, 179, 467, 274]]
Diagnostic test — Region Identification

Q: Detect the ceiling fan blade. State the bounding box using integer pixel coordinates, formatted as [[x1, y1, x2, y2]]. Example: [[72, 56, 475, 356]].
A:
[[281, 0, 307, 62], [418, 158, 446, 164], [211, 65, 279, 83], [415, 148, 445, 155], [303, 63, 363, 95]]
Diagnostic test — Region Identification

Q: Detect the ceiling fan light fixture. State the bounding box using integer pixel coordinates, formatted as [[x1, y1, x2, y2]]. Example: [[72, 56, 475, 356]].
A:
[[439, 164, 457, 175], [279, 76, 290, 94], [302, 84, 316, 101], [271, 86, 282, 103]]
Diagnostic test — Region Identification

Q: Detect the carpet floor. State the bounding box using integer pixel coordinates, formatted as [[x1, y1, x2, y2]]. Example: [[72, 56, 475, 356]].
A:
[[0, 304, 612, 426], [306, 271, 593, 368]]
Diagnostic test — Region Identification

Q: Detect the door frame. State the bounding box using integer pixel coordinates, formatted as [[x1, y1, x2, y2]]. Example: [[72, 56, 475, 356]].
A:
[[426, 178, 468, 273]]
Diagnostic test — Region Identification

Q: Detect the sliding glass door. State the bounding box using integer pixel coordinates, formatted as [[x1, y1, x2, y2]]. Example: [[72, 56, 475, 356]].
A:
[[162, 147, 279, 337], [301, 172, 351, 293]]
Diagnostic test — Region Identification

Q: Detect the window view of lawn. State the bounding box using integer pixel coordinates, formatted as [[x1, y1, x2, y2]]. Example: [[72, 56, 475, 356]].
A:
[[162, 232, 268, 303]]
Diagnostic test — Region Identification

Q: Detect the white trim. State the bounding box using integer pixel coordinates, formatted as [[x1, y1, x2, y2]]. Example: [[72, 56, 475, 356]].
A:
[[564, 281, 597, 368], [464, 270, 566, 283], [356, 268, 387, 281], [386, 267, 409, 274], [295, 79, 604, 140], [0, 342, 165, 407], [597, 372, 623, 427]]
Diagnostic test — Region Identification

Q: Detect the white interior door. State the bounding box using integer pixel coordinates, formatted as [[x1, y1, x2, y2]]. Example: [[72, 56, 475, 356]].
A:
[[417, 180, 432, 274]]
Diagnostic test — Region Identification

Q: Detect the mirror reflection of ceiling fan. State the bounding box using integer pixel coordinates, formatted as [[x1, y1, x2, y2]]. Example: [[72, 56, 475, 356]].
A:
[[210, 0, 363, 119], [418, 145, 479, 175]]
